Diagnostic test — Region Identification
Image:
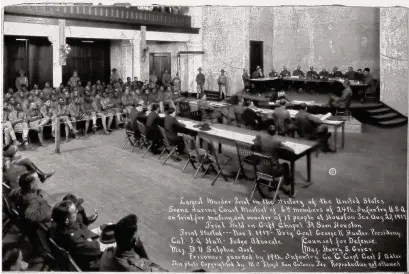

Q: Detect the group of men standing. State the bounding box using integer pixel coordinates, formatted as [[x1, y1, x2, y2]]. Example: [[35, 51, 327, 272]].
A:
[[194, 67, 227, 100]]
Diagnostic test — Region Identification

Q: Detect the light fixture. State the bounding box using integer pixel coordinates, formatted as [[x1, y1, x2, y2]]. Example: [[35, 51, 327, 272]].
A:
[[16, 38, 28, 41], [81, 40, 94, 43]]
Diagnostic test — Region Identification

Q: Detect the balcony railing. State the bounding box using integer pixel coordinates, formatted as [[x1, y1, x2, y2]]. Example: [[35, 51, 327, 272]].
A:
[[5, 5, 192, 28]]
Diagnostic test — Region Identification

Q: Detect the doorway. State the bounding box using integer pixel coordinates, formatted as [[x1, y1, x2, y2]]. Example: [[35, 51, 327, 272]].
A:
[[249, 40, 263, 76], [4, 35, 53, 90], [63, 38, 111, 85], [149, 53, 171, 83]]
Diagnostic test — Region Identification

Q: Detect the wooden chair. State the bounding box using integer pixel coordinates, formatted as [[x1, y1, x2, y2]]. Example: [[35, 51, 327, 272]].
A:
[[136, 121, 153, 158], [48, 238, 82, 272], [121, 124, 139, 152], [200, 139, 232, 186], [249, 153, 284, 204], [335, 94, 353, 121], [199, 106, 219, 124], [234, 141, 259, 184], [178, 101, 191, 118], [181, 134, 208, 178], [2, 183, 20, 238], [157, 126, 178, 165]]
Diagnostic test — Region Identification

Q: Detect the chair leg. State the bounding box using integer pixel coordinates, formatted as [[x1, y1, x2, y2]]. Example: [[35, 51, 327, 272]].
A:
[[202, 164, 212, 178], [249, 179, 258, 201], [182, 158, 190, 172], [157, 147, 167, 160], [142, 144, 152, 158], [121, 137, 129, 149], [193, 161, 204, 179], [272, 177, 284, 204], [211, 170, 222, 186], [130, 139, 138, 152], [162, 148, 177, 165], [234, 167, 242, 184]]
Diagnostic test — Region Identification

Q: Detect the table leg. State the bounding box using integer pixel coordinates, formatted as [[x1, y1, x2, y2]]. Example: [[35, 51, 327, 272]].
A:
[[218, 143, 222, 154], [333, 126, 338, 152], [307, 152, 311, 182], [199, 138, 203, 148], [290, 161, 295, 198], [341, 123, 345, 148]]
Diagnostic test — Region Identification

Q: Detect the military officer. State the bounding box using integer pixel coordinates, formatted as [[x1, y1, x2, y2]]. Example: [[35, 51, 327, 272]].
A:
[[217, 69, 227, 99], [280, 66, 291, 77], [40, 98, 56, 136], [3, 102, 20, 146]]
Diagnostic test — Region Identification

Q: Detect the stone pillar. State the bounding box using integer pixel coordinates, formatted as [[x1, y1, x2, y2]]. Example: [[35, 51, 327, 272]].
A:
[[48, 34, 62, 87], [131, 35, 141, 79], [139, 26, 149, 81]]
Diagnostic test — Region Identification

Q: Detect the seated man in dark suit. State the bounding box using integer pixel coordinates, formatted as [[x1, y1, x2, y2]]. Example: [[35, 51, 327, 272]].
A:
[[251, 125, 294, 196], [100, 214, 167, 272], [145, 103, 162, 154], [51, 200, 101, 270], [272, 100, 297, 136], [294, 103, 334, 153], [164, 107, 186, 156], [127, 104, 145, 138], [241, 100, 264, 130], [327, 80, 353, 108]]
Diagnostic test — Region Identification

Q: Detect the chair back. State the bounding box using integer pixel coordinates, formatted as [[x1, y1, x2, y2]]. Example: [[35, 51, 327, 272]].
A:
[[201, 139, 221, 167], [235, 141, 254, 167], [252, 153, 280, 178], [182, 134, 202, 157], [199, 106, 214, 121], [136, 121, 147, 136], [178, 101, 191, 117], [158, 125, 171, 148], [48, 237, 82, 272]]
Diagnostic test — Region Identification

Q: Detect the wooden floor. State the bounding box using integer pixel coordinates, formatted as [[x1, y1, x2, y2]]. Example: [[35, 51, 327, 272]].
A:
[[15, 123, 407, 272]]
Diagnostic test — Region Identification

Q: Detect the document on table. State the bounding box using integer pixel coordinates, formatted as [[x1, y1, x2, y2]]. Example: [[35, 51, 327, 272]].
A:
[[292, 100, 315, 105], [282, 141, 311, 155], [320, 112, 332, 121]]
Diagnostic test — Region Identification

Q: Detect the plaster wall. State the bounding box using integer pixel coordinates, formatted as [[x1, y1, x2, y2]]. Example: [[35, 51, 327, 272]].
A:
[[380, 8, 409, 116]]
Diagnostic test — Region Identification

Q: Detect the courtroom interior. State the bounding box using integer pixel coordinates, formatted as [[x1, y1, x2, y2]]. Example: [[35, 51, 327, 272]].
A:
[[2, 3, 408, 272]]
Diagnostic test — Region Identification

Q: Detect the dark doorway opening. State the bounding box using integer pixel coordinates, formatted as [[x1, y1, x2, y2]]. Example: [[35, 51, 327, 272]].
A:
[[149, 52, 171, 83], [249, 40, 263, 77], [4, 35, 52, 90], [63, 38, 111, 85]]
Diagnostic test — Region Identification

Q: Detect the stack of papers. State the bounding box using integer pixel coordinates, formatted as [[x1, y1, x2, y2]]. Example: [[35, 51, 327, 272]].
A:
[[282, 141, 310, 155]]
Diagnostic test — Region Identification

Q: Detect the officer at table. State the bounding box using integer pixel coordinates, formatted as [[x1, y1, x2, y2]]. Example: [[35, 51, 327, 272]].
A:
[[306, 66, 319, 93], [318, 68, 329, 80], [292, 65, 305, 77], [344, 66, 356, 80], [329, 67, 343, 78]]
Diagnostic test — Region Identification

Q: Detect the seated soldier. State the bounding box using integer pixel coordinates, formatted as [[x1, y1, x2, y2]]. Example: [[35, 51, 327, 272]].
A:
[[8, 102, 29, 146], [83, 95, 98, 136], [145, 103, 162, 154], [111, 89, 124, 128], [40, 98, 56, 137], [121, 86, 134, 116], [357, 68, 375, 103], [164, 107, 186, 157], [56, 97, 78, 142], [100, 214, 167, 272], [147, 88, 160, 111], [92, 96, 110, 135], [3, 102, 20, 146], [42, 82, 53, 98], [68, 96, 87, 137], [50, 94, 59, 110], [251, 125, 294, 196], [327, 80, 353, 108], [158, 86, 176, 113], [51, 200, 101, 270], [241, 100, 264, 130], [3, 144, 54, 189], [272, 100, 297, 136], [26, 102, 47, 147], [99, 90, 115, 132], [294, 103, 334, 153]]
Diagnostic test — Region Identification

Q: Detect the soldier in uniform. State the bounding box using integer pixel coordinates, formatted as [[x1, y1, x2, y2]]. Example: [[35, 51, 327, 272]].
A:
[[100, 214, 167, 272], [92, 80, 103, 95], [30, 84, 41, 97], [280, 66, 291, 77], [149, 69, 158, 89], [42, 82, 53, 98], [122, 86, 134, 116], [110, 68, 121, 83], [68, 96, 86, 136], [69, 70, 81, 88], [15, 69, 28, 91], [51, 200, 102, 271], [99, 90, 115, 131], [40, 98, 56, 136], [217, 69, 227, 100], [171, 72, 181, 96], [318, 68, 330, 79], [92, 96, 110, 135], [161, 69, 171, 88], [147, 88, 160, 111], [82, 94, 98, 136], [111, 90, 124, 128], [157, 86, 175, 113], [3, 102, 20, 146], [195, 67, 205, 99], [268, 67, 279, 78], [8, 102, 29, 147], [56, 97, 78, 142], [329, 67, 343, 78], [26, 102, 47, 147]]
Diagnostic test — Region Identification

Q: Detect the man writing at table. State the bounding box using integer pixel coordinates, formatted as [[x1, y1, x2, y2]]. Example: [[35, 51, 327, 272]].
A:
[[306, 66, 319, 93], [295, 103, 334, 153], [251, 125, 293, 196]]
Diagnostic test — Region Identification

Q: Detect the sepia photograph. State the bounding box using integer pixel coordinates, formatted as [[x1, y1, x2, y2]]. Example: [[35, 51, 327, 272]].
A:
[[1, 0, 408, 272]]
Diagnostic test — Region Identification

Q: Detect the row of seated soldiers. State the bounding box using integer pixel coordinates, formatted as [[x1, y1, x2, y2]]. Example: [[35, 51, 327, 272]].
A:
[[3, 81, 178, 147], [2, 144, 170, 272]]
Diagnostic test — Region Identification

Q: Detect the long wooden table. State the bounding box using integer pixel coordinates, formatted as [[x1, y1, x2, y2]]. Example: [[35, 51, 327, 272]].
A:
[[178, 118, 320, 197], [251, 107, 346, 152]]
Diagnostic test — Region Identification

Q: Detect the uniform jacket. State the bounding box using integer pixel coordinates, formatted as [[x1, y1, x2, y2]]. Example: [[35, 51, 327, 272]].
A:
[[218, 75, 227, 85], [100, 97, 114, 111], [69, 103, 84, 118], [294, 110, 323, 138], [157, 91, 172, 102], [27, 107, 42, 122], [161, 73, 171, 86], [196, 73, 205, 85], [345, 71, 356, 80], [329, 71, 343, 78], [280, 69, 291, 77], [40, 105, 55, 118], [292, 69, 305, 77], [334, 87, 353, 108], [273, 106, 292, 134], [121, 94, 133, 107], [164, 115, 185, 142], [306, 71, 318, 79], [17, 189, 52, 225], [318, 71, 329, 79], [8, 110, 27, 125]]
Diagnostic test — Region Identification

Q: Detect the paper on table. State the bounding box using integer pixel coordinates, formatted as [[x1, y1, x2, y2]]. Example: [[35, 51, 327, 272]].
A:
[[320, 112, 332, 121], [282, 141, 311, 155]]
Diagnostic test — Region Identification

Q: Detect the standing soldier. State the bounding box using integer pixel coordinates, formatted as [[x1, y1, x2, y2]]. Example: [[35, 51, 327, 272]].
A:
[[196, 67, 205, 99], [161, 69, 171, 88], [56, 97, 78, 142], [217, 69, 227, 100], [43, 81, 53, 98], [149, 69, 158, 89], [69, 70, 81, 88], [27, 102, 48, 147], [121, 86, 134, 116], [111, 90, 124, 128], [8, 102, 29, 147], [171, 72, 181, 96], [15, 69, 28, 91], [110, 68, 121, 83], [99, 90, 115, 132]]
